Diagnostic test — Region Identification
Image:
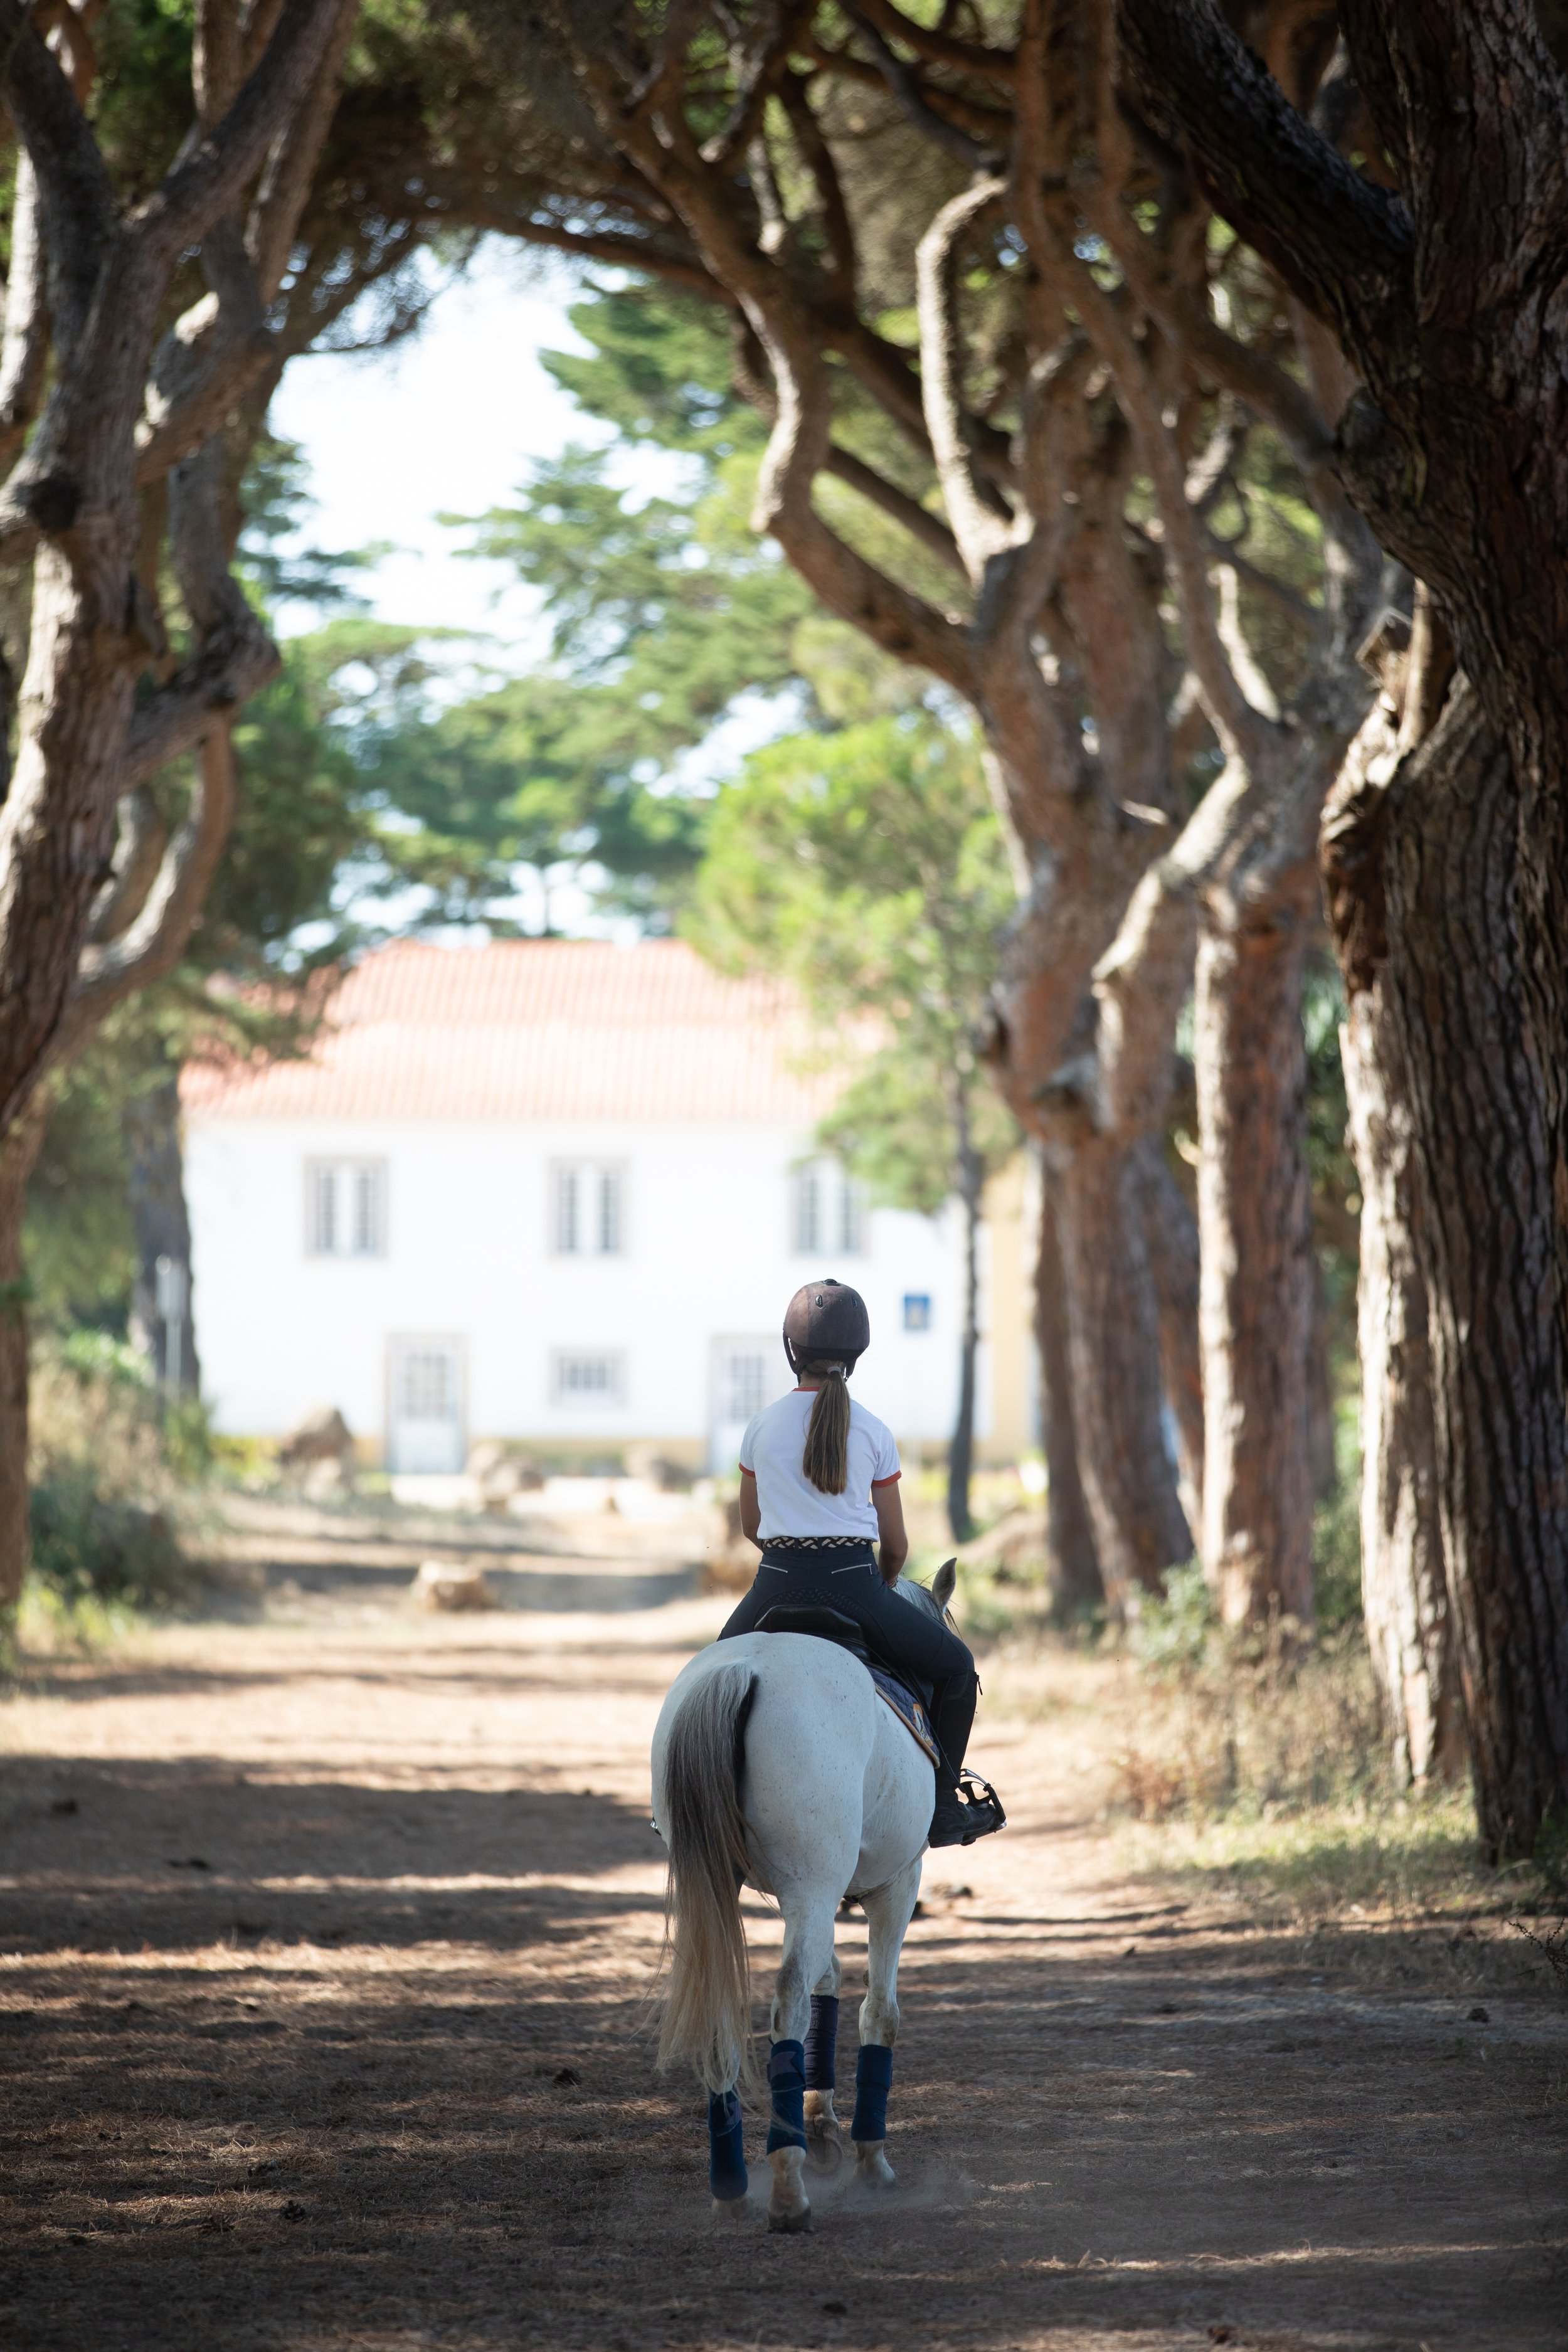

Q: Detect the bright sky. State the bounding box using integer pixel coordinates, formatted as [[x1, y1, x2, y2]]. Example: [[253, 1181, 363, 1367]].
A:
[[268, 241, 785, 938], [269, 241, 670, 655]]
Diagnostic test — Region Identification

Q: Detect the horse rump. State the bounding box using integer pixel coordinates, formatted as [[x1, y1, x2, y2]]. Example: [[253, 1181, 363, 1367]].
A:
[[657, 1663, 760, 2095]]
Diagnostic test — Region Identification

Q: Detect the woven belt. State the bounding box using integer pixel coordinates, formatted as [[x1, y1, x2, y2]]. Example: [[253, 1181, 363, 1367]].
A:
[[761, 1535, 871, 1550]]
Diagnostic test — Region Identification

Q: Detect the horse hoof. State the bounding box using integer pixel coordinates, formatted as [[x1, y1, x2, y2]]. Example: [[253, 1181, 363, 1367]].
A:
[[768, 2203, 813, 2234], [805, 2127, 844, 2177], [852, 2144, 897, 2191]]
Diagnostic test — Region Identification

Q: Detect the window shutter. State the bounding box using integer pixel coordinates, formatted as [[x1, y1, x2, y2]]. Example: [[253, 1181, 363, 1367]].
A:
[[840, 1174, 864, 1256], [600, 1168, 622, 1255], [795, 1168, 818, 1254], [352, 1167, 378, 1255], [312, 1165, 336, 1254], [556, 1167, 578, 1254]]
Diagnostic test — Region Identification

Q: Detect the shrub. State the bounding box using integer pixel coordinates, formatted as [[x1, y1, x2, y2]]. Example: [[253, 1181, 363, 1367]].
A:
[[26, 1342, 196, 1611], [29, 1470, 186, 1609], [1118, 1559, 1385, 1823]]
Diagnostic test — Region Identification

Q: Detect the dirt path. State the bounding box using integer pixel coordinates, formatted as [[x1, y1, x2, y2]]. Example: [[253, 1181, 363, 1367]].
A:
[[1, 1559, 1564, 2351]]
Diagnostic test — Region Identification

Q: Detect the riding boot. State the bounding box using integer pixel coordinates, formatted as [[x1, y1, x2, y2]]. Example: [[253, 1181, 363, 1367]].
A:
[[928, 1671, 978, 1783], [928, 1770, 1006, 1846]]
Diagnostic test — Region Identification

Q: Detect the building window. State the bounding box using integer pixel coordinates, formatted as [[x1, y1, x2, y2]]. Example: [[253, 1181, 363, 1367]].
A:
[[307, 1160, 385, 1257], [551, 1350, 626, 1405], [397, 1347, 455, 1421], [793, 1158, 864, 1256], [553, 1163, 625, 1256], [903, 1293, 933, 1333], [722, 1349, 770, 1425]]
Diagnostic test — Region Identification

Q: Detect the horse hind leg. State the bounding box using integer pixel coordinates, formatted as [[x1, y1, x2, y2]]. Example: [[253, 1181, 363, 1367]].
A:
[[852, 1857, 921, 2190], [765, 1897, 836, 2233], [803, 1947, 844, 2174]]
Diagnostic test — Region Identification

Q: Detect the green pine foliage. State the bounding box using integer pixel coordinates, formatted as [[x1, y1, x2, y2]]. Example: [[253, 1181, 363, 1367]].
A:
[[688, 709, 1020, 1214]]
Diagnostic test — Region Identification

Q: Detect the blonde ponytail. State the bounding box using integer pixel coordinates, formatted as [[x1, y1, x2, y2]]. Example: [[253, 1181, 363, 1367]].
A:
[[800, 1360, 851, 1494]]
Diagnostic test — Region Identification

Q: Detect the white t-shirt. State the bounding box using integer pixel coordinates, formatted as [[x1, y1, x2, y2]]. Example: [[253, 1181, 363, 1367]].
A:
[[739, 1387, 901, 1540]]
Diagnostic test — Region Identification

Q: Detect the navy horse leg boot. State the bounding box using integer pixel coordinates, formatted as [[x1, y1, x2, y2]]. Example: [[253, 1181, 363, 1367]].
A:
[[802, 1992, 842, 2168], [707, 2088, 747, 2206], [850, 2041, 896, 2186], [765, 2038, 812, 2232]]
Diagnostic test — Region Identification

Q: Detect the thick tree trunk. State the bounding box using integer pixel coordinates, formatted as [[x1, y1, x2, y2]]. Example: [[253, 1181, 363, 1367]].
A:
[[1050, 1130, 1192, 1614], [1384, 685, 1568, 1860], [1322, 662, 1461, 1789], [125, 1059, 200, 1397], [1341, 977, 1461, 1785], [1033, 1179, 1101, 1611], [946, 1155, 980, 1543], [1306, 1268, 1338, 1504], [0, 1105, 48, 1611], [1136, 1140, 1205, 1536], [1193, 913, 1315, 1626]]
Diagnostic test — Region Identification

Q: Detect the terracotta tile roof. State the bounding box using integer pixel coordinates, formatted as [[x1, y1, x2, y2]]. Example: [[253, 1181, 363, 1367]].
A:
[[180, 939, 842, 1124]]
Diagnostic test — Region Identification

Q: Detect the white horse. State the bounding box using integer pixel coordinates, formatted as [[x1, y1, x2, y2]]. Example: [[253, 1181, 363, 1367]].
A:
[[650, 1564, 956, 2232]]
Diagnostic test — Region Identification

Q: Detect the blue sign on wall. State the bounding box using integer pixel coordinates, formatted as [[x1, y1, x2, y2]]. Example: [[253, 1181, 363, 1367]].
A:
[[903, 1293, 932, 1332]]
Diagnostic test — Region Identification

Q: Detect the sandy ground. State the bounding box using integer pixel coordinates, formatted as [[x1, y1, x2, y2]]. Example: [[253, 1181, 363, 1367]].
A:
[[1, 1523, 1564, 2352]]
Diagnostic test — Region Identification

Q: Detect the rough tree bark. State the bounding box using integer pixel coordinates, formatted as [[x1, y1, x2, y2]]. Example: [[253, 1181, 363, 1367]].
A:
[[1321, 607, 1460, 1788], [1382, 682, 1568, 1858], [1136, 1142, 1205, 1537], [946, 1093, 982, 1542], [1046, 1119, 1191, 1610], [125, 1060, 201, 1399], [1034, 1182, 1103, 1609], [1192, 913, 1316, 1624], [0, 1103, 48, 1620], [1341, 979, 1457, 1784]]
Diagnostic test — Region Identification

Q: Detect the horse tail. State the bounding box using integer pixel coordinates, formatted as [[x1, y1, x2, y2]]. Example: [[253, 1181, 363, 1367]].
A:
[[657, 1663, 759, 2095]]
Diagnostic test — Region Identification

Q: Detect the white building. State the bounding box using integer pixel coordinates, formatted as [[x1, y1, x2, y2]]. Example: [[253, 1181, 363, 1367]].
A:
[[183, 938, 1011, 1473]]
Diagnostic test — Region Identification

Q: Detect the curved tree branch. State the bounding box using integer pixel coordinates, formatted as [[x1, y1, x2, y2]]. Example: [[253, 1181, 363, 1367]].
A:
[[0, 155, 51, 472], [915, 177, 1018, 578], [852, 0, 1015, 87], [822, 445, 965, 576], [65, 726, 238, 1049], [135, 0, 358, 266], [1115, 0, 1414, 363], [85, 787, 169, 947]]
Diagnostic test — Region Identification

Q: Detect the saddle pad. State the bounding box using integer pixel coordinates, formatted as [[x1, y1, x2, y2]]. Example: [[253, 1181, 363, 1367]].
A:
[[868, 1666, 941, 1769]]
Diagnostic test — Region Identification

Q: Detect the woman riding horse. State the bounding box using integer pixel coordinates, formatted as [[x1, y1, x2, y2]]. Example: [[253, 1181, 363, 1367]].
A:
[[718, 1278, 1004, 1849]]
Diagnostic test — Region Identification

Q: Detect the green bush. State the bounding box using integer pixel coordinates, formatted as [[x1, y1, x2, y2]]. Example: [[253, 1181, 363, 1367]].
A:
[[29, 1468, 186, 1608], [24, 1340, 197, 1613], [1129, 1559, 1215, 1675]]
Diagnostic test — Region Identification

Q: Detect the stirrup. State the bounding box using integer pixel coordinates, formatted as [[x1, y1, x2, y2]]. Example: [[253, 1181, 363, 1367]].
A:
[[930, 1769, 1007, 1848]]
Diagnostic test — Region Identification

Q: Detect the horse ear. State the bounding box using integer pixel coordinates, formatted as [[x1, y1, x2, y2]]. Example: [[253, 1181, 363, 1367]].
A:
[[932, 1557, 956, 1611]]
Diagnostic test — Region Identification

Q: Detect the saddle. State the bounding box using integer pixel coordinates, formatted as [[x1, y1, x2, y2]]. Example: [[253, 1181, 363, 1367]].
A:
[[754, 1604, 943, 1770]]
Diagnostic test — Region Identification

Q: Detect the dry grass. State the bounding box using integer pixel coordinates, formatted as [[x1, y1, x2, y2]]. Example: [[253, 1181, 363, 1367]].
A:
[[975, 1557, 1568, 1993]]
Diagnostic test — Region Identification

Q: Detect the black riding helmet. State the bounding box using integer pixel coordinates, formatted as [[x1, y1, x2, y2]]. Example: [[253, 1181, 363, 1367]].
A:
[[783, 1278, 871, 1376]]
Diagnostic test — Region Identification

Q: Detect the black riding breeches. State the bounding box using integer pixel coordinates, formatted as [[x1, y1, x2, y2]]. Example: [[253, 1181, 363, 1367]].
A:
[[717, 1547, 977, 1793]]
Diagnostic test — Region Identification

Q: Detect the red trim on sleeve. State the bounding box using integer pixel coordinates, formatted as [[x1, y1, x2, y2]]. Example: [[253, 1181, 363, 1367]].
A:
[[738, 1463, 756, 1478], [870, 1471, 901, 1486]]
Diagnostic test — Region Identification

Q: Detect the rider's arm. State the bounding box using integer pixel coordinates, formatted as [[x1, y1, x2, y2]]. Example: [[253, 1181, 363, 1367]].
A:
[[738, 1468, 763, 1547], [873, 1480, 908, 1584]]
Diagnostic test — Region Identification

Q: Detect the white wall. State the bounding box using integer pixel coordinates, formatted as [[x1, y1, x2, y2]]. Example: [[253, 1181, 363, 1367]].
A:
[[184, 1115, 977, 1458]]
